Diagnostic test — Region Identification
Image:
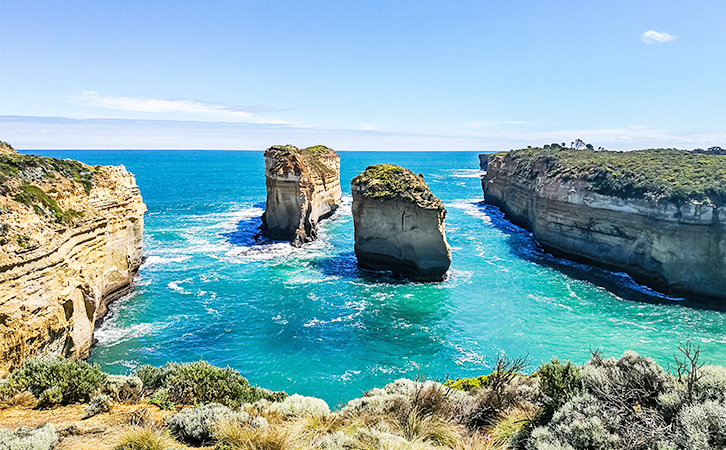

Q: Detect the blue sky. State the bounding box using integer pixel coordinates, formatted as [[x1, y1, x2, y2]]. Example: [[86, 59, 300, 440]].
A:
[[1, 0, 724, 150]]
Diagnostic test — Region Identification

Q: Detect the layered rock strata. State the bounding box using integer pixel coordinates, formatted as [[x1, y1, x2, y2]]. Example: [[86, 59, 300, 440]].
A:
[[482, 149, 726, 301], [0, 150, 146, 376], [261, 145, 342, 246], [352, 164, 451, 281]]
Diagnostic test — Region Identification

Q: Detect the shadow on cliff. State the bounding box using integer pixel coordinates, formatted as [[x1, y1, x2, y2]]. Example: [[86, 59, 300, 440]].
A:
[[474, 201, 726, 312]]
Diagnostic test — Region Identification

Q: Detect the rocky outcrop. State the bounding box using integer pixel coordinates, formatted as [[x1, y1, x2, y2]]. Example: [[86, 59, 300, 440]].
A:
[[0, 152, 146, 376], [483, 149, 726, 301], [352, 165, 451, 281], [261, 145, 342, 246]]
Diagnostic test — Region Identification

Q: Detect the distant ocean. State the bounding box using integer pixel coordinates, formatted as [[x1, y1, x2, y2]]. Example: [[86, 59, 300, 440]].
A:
[[26, 150, 726, 406]]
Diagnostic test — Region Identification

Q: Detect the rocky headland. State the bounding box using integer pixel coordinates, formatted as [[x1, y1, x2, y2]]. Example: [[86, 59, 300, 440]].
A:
[[0, 144, 146, 376], [351, 164, 451, 281], [482, 146, 726, 301], [261, 145, 342, 246]]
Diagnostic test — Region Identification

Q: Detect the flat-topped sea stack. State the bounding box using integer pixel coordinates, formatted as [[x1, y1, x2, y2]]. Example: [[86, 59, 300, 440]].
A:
[[483, 146, 726, 301], [0, 144, 146, 376], [261, 145, 342, 247], [352, 164, 451, 281]]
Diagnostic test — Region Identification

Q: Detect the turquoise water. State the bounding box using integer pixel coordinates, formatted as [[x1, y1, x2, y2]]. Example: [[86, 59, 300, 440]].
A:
[[28, 150, 726, 407]]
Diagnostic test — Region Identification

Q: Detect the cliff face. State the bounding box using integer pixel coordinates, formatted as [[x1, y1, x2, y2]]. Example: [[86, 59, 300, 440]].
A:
[[483, 151, 726, 300], [352, 165, 451, 282], [0, 153, 146, 376], [261, 145, 342, 246]]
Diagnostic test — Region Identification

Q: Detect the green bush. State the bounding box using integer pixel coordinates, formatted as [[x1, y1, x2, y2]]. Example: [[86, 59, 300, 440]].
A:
[[676, 400, 726, 450], [134, 361, 286, 408], [0, 424, 58, 450], [3, 358, 107, 407], [268, 394, 330, 418], [444, 375, 490, 391], [537, 358, 584, 423]]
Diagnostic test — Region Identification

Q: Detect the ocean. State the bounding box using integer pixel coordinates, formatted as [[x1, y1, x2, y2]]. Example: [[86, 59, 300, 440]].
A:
[[26, 150, 726, 407]]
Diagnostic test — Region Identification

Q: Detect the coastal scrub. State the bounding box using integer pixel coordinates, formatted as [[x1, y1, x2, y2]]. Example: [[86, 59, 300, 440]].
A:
[[352, 164, 444, 208]]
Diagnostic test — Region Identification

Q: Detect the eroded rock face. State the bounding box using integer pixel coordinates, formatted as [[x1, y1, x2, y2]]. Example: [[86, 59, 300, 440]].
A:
[[261, 145, 342, 246], [352, 164, 451, 281], [0, 154, 146, 376], [483, 152, 726, 300]]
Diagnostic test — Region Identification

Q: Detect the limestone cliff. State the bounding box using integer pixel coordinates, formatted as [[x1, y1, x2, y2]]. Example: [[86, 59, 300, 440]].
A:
[[352, 164, 451, 281], [482, 147, 726, 301], [0, 152, 146, 376], [261, 145, 342, 246]]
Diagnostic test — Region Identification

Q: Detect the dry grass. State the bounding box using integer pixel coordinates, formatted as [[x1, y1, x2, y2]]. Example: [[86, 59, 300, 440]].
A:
[[115, 426, 174, 450], [0, 391, 37, 410], [214, 420, 289, 450], [396, 408, 463, 447]]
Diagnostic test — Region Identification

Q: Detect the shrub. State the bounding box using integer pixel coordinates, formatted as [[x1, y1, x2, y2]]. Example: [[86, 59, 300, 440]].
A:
[[166, 403, 250, 444], [84, 394, 113, 418], [537, 358, 584, 423], [3, 357, 107, 407], [676, 400, 726, 450], [445, 375, 490, 392], [134, 361, 285, 408], [100, 374, 144, 402], [0, 424, 58, 450], [268, 394, 330, 418], [115, 426, 173, 450]]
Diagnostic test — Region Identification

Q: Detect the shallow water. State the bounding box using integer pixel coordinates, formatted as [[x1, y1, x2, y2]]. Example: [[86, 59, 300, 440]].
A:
[[28, 150, 726, 406]]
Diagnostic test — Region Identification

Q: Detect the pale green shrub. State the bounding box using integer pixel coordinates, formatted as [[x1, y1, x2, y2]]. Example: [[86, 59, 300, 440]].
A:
[[84, 393, 113, 418], [0, 424, 58, 450], [268, 394, 330, 418], [676, 400, 726, 450], [166, 403, 250, 444], [101, 374, 144, 402]]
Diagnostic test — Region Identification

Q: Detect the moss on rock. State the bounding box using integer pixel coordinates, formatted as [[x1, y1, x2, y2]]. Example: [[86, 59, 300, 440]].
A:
[[352, 164, 444, 208]]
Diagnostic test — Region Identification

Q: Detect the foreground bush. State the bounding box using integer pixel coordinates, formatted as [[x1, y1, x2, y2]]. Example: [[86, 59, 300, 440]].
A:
[[0, 424, 58, 450], [135, 360, 285, 408], [1, 358, 107, 407], [166, 403, 253, 444]]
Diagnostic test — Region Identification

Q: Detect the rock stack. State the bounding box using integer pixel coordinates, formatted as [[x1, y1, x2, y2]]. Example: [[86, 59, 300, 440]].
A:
[[351, 164, 451, 281], [261, 145, 342, 246]]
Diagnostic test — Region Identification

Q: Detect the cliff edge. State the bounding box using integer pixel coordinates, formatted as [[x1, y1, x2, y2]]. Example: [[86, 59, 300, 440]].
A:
[[0, 150, 146, 376], [482, 146, 726, 301], [352, 164, 451, 281], [261, 145, 342, 246]]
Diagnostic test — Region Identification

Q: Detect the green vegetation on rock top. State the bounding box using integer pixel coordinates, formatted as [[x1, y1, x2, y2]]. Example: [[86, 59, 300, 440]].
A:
[[267, 144, 339, 177], [352, 164, 444, 208], [0, 154, 97, 193], [499, 147, 726, 205]]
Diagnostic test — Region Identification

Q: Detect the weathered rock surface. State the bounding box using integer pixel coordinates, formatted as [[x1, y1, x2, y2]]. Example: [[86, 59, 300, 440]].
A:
[[0, 153, 146, 376], [261, 145, 342, 246], [352, 165, 451, 281], [483, 151, 726, 301]]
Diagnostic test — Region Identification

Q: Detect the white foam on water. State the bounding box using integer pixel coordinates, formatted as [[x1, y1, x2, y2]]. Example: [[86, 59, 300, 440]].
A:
[[448, 199, 492, 224], [143, 255, 191, 267], [167, 278, 193, 294], [450, 169, 485, 179]]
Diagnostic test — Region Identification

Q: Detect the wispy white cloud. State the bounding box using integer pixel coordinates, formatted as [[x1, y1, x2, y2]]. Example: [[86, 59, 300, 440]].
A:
[[71, 91, 290, 124], [641, 30, 678, 44], [462, 120, 529, 128]]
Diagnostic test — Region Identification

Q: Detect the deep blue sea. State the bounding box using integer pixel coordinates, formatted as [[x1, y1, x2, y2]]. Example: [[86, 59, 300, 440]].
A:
[[26, 150, 726, 407]]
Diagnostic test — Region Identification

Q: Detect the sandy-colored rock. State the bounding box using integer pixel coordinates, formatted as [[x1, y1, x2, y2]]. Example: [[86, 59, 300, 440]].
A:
[[0, 141, 18, 155], [0, 155, 145, 376], [483, 152, 726, 300], [261, 145, 342, 246], [352, 164, 451, 281]]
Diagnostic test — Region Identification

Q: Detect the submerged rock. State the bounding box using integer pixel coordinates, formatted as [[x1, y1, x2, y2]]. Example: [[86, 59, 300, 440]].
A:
[[261, 145, 342, 246], [351, 164, 451, 281], [0, 149, 146, 376]]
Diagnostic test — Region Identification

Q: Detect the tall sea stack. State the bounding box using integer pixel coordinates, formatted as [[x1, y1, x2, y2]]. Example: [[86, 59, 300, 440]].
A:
[[352, 164, 451, 281], [0, 145, 146, 376], [261, 145, 342, 246]]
